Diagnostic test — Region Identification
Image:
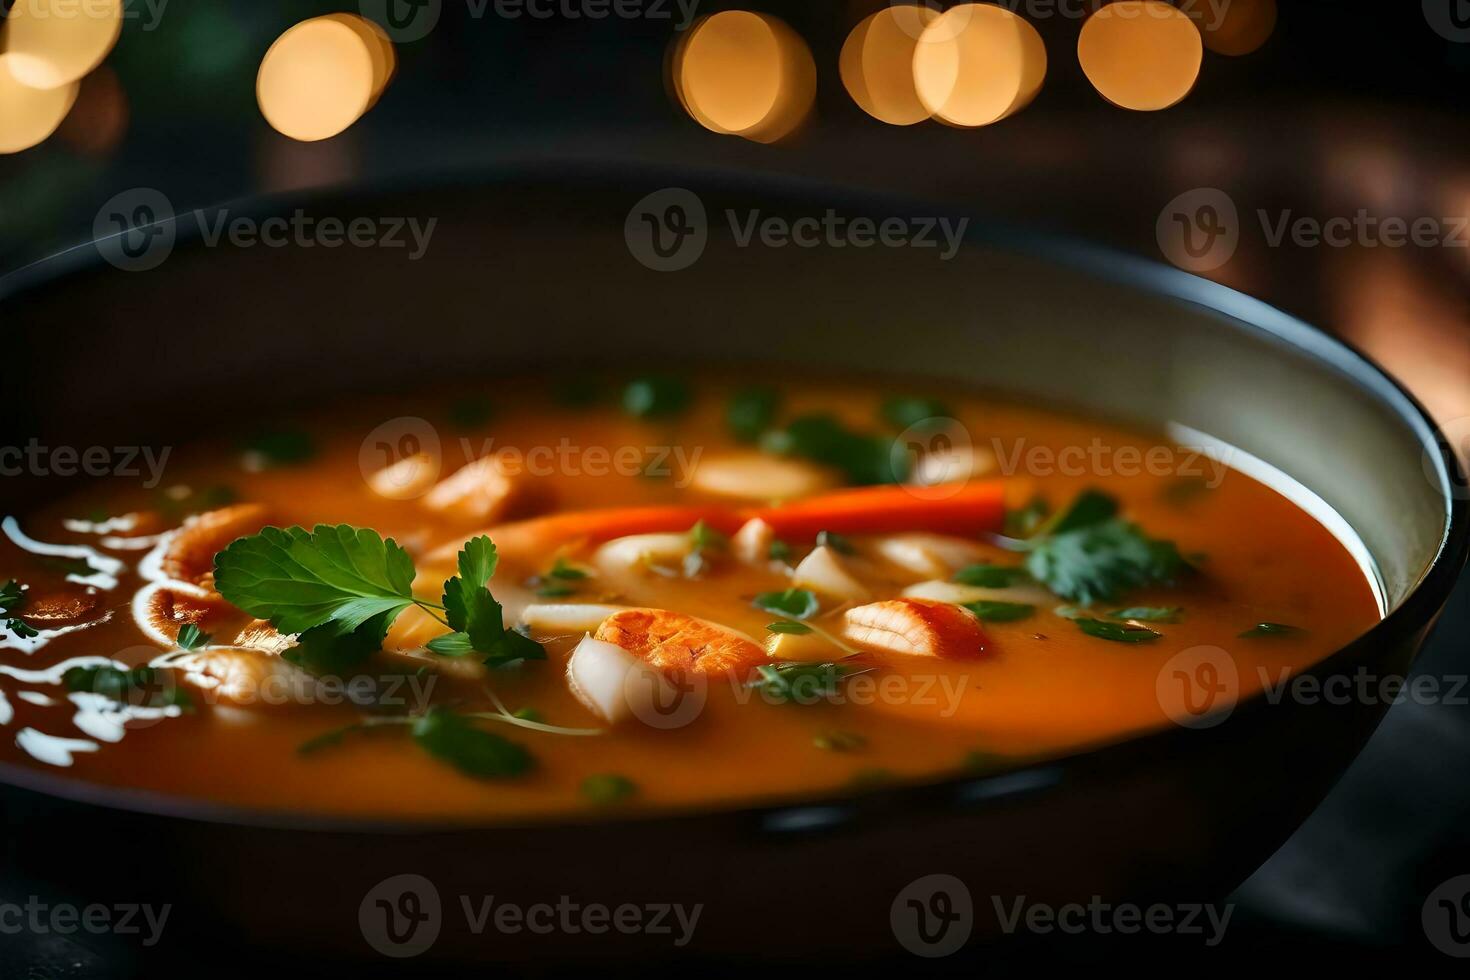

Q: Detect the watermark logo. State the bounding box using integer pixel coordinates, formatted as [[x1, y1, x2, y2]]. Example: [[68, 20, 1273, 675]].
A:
[[625, 187, 708, 272], [627, 666, 708, 730], [361, 417, 444, 500], [94, 187, 177, 272], [362, 0, 443, 41], [93, 188, 438, 272], [1156, 187, 1240, 273], [1423, 874, 1470, 957], [891, 873, 973, 958], [1156, 645, 1239, 729], [1425, 0, 1470, 42], [894, 418, 973, 501], [360, 873, 443, 958]]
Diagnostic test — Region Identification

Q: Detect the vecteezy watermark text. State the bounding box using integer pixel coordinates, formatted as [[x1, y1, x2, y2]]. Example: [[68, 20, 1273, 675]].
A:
[[0, 440, 170, 488], [94, 188, 438, 272], [625, 188, 969, 272], [0, 897, 171, 947], [1157, 187, 1469, 272]]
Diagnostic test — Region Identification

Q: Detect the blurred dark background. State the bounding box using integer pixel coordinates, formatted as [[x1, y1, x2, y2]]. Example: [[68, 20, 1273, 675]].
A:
[[1, 0, 1467, 971]]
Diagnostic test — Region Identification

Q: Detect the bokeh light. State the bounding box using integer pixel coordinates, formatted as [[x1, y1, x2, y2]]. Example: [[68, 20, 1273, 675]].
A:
[[0, 0, 122, 90], [673, 11, 816, 143], [256, 17, 384, 142], [1185, 0, 1277, 56], [0, 53, 80, 155], [912, 4, 1047, 128], [323, 13, 398, 108], [1078, 1, 1203, 111], [840, 5, 938, 126]]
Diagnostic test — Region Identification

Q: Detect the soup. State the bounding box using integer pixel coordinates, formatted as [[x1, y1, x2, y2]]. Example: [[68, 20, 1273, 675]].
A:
[[0, 377, 1379, 820]]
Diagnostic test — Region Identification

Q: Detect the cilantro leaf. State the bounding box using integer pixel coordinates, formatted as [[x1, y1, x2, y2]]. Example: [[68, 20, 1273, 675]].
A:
[[963, 600, 1035, 622], [412, 707, 533, 779], [953, 563, 1028, 588], [623, 377, 691, 419], [434, 536, 545, 667], [747, 662, 863, 704], [762, 414, 907, 486], [0, 580, 38, 639], [727, 386, 780, 443], [1073, 618, 1163, 644], [176, 623, 211, 651], [285, 611, 397, 676], [213, 525, 417, 636], [753, 588, 820, 620], [1110, 607, 1182, 623], [1010, 491, 1188, 606], [880, 396, 952, 431]]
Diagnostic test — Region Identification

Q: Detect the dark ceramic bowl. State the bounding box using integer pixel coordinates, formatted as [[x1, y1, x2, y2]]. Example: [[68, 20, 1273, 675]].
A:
[[0, 171, 1464, 970]]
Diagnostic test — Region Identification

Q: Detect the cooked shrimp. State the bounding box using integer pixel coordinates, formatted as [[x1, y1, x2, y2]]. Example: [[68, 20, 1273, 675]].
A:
[[595, 608, 767, 676], [843, 598, 989, 659], [162, 504, 270, 588]]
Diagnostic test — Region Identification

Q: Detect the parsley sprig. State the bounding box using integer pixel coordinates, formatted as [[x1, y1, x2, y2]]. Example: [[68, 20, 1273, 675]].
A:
[[0, 580, 39, 640], [213, 526, 545, 672], [1002, 490, 1190, 605]]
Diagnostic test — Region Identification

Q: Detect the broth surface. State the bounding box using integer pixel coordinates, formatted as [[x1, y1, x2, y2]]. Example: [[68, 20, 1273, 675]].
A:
[[0, 380, 1379, 820]]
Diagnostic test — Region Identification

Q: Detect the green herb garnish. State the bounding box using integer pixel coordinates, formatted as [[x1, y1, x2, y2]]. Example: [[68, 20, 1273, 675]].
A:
[[768, 539, 792, 562], [1004, 496, 1051, 538], [766, 621, 814, 635], [0, 580, 38, 640], [213, 527, 544, 672], [953, 563, 1027, 588], [816, 530, 855, 555], [748, 662, 864, 704], [880, 396, 952, 431], [963, 600, 1035, 623], [176, 623, 211, 651], [684, 519, 727, 578], [63, 665, 192, 710], [1010, 491, 1189, 605], [623, 377, 691, 419], [1073, 618, 1163, 644], [727, 386, 780, 443], [1239, 622, 1304, 638], [753, 587, 820, 620], [581, 773, 637, 805], [241, 429, 315, 467], [1109, 607, 1182, 623], [762, 414, 907, 486], [412, 707, 533, 779]]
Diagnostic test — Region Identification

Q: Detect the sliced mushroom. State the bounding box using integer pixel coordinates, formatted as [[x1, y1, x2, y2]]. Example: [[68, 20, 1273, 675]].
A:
[[871, 533, 989, 579], [912, 446, 998, 487], [594, 608, 766, 676], [732, 517, 776, 565], [566, 634, 684, 725], [161, 504, 270, 589], [521, 603, 628, 636], [901, 579, 1054, 607], [843, 598, 989, 659], [792, 546, 870, 603], [688, 453, 836, 502], [422, 456, 520, 523]]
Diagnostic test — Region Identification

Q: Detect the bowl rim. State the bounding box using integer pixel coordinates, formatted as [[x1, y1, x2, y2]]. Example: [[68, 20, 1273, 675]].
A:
[[0, 167, 1464, 836]]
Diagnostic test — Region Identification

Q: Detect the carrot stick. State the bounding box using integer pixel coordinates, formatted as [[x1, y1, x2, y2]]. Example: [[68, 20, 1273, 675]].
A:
[[426, 482, 1006, 564], [425, 506, 743, 563], [745, 481, 1006, 540]]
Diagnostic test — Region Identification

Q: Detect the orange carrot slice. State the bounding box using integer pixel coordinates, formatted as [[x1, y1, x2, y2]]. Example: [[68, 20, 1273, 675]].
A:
[[745, 481, 1005, 541]]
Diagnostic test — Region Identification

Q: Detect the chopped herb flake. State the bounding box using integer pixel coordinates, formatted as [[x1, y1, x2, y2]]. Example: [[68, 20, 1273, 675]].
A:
[[727, 386, 781, 443], [963, 600, 1035, 623], [753, 588, 820, 620], [1073, 618, 1163, 644]]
